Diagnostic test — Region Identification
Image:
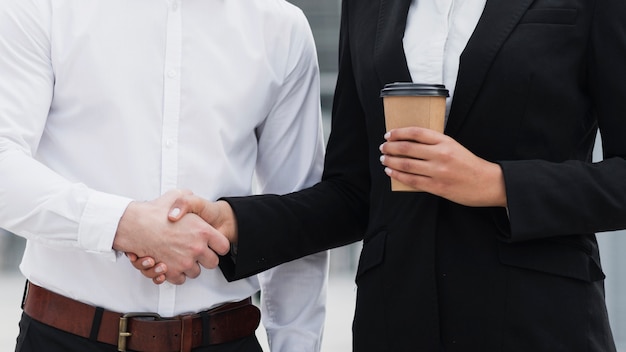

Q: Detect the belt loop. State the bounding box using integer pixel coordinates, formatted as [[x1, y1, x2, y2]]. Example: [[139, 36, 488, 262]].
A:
[[89, 307, 105, 341], [20, 280, 29, 310], [180, 315, 193, 352], [200, 311, 211, 346]]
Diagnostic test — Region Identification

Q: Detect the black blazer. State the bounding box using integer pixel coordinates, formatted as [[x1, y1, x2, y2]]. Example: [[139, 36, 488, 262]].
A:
[[222, 0, 626, 350]]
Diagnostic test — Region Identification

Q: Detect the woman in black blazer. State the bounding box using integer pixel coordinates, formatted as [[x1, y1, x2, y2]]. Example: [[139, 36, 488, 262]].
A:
[[142, 0, 626, 350]]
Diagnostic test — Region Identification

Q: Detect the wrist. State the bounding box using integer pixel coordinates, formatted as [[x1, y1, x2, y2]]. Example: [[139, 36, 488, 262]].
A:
[[113, 201, 139, 252], [215, 200, 239, 244], [487, 162, 507, 207]]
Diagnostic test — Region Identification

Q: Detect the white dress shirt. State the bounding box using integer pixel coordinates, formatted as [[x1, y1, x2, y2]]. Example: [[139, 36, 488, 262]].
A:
[[403, 0, 487, 118], [0, 0, 328, 350]]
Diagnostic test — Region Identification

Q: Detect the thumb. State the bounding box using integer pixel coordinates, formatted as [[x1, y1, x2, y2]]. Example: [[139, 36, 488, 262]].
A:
[[168, 195, 210, 222]]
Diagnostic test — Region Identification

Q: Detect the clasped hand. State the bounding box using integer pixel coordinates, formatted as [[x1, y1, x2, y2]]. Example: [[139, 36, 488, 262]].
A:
[[115, 190, 232, 285]]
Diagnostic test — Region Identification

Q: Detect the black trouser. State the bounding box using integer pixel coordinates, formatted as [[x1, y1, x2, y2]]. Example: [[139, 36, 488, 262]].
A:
[[15, 313, 263, 352]]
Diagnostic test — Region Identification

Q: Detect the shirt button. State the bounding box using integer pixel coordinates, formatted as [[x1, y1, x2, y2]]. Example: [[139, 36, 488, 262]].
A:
[[167, 70, 177, 78]]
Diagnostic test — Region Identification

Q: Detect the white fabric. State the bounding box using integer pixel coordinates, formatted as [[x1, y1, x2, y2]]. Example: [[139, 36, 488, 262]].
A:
[[403, 0, 487, 117], [0, 0, 327, 350]]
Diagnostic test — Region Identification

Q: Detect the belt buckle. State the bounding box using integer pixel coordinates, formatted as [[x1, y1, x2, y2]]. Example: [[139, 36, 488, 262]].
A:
[[118, 312, 162, 352]]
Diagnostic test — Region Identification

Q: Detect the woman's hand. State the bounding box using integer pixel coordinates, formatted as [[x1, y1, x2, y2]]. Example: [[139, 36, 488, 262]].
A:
[[379, 127, 507, 207]]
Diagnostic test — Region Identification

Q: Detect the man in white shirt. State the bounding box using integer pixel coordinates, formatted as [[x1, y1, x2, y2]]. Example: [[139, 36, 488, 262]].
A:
[[0, 0, 328, 351]]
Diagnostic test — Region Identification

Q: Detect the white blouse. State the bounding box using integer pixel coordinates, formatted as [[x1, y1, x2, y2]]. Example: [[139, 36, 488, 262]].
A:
[[403, 0, 488, 118]]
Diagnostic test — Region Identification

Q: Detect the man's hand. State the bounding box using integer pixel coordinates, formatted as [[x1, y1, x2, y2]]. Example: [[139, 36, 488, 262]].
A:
[[379, 127, 507, 207], [126, 252, 169, 284], [127, 195, 239, 284], [114, 190, 230, 285], [168, 198, 238, 243]]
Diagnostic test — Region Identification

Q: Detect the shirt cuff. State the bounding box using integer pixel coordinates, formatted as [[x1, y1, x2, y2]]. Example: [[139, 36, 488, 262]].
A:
[[78, 191, 133, 260]]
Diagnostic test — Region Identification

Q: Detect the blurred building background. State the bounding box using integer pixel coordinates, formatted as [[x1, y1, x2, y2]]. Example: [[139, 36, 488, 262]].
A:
[[1, 1, 624, 350], [288, 0, 341, 114]]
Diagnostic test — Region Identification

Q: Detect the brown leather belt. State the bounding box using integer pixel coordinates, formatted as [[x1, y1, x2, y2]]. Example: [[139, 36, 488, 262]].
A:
[[22, 281, 261, 352]]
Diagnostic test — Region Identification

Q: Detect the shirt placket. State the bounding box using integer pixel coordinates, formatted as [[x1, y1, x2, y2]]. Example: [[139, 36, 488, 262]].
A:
[[158, 0, 182, 317], [424, 0, 453, 83]]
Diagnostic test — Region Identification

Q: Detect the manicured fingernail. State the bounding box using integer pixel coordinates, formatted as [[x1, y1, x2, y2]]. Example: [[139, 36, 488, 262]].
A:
[[384, 167, 392, 175], [155, 265, 164, 274], [379, 143, 384, 151], [169, 208, 181, 218], [142, 259, 152, 267], [384, 132, 391, 139], [380, 155, 385, 163]]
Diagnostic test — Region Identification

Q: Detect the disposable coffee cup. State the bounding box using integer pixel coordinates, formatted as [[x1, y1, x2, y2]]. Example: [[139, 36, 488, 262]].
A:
[[380, 82, 449, 191]]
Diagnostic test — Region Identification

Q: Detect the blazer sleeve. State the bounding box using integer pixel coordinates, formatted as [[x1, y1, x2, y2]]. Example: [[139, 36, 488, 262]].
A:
[[220, 0, 370, 281], [499, 0, 626, 241]]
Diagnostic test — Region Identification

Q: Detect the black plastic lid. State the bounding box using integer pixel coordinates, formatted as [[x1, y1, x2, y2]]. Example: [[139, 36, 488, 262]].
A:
[[380, 82, 449, 97]]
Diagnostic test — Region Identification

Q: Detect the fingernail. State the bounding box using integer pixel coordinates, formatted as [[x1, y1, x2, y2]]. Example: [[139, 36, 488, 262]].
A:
[[155, 265, 164, 273], [384, 167, 392, 175], [384, 132, 391, 139], [169, 208, 181, 218], [379, 155, 385, 163], [379, 143, 384, 151], [142, 259, 151, 267]]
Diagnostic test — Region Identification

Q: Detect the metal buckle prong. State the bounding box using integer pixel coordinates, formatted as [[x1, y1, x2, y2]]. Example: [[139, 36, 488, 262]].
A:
[[117, 312, 162, 352]]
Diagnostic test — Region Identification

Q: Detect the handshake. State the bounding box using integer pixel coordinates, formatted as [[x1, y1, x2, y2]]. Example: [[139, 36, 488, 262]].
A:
[[113, 190, 238, 285]]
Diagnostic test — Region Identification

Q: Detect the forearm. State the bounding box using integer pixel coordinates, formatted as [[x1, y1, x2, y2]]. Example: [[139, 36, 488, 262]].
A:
[[220, 178, 367, 281], [0, 147, 130, 254]]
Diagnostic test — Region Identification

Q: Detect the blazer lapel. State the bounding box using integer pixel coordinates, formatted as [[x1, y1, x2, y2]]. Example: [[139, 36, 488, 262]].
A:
[[374, 0, 413, 86], [446, 0, 535, 136]]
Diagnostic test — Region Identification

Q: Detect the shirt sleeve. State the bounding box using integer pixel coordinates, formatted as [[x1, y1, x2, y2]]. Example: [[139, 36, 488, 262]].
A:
[[252, 8, 328, 351], [0, 0, 132, 258], [257, 252, 329, 352]]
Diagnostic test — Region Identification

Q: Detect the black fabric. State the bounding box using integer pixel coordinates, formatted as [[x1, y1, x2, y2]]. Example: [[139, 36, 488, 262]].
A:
[[89, 307, 105, 342], [15, 313, 263, 352], [201, 310, 211, 346], [20, 280, 28, 310]]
